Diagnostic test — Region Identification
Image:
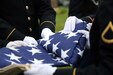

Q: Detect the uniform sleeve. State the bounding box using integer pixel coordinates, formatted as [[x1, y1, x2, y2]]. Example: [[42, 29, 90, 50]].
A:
[[0, 19, 25, 47], [75, 0, 113, 75], [68, 0, 98, 18], [36, 0, 56, 32], [54, 1, 113, 75], [81, 15, 95, 23], [0, 39, 9, 48]]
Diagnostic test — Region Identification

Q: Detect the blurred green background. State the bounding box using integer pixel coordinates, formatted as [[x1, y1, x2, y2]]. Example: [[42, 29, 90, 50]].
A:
[[55, 7, 68, 32]]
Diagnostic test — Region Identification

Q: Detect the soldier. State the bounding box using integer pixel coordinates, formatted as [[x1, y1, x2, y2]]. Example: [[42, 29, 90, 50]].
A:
[[21, 1, 113, 74], [68, 0, 98, 18], [68, 0, 99, 23], [2, 0, 113, 75], [22, 1, 113, 75], [0, 0, 56, 48], [54, 0, 113, 75]]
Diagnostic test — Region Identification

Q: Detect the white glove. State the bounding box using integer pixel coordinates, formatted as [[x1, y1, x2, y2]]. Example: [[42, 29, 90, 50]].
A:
[[24, 64, 57, 75], [41, 28, 55, 40], [6, 40, 28, 48], [23, 36, 38, 47], [62, 16, 83, 33]]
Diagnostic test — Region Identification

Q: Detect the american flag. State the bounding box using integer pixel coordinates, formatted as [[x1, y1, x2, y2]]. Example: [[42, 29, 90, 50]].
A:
[[0, 21, 89, 68]]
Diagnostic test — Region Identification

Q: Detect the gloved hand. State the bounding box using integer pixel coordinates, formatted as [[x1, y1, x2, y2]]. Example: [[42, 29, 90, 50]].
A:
[[41, 28, 55, 40], [6, 40, 29, 48], [23, 36, 38, 47], [24, 63, 57, 75], [62, 16, 83, 33]]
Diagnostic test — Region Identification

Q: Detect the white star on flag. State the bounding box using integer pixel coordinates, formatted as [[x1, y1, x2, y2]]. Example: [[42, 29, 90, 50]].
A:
[[28, 48, 42, 55], [61, 49, 70, 59], [43, 39, 52, 50], [65, 32, 77, 39], [5, 53, 21, 62], [52, 42, 60, 53], [77, 48, 84, 57], [30, 58, 44, 64]]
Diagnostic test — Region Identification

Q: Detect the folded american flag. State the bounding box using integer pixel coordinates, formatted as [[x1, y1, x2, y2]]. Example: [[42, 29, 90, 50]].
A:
[[0, 20, 89, 68], [39, 21, 89, 67], [0, 45, 68, 68]]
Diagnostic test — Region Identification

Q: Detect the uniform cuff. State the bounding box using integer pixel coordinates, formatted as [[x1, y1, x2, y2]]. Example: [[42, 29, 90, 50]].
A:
[[6, 28, 25, 41], [40, 21, 55, 32]]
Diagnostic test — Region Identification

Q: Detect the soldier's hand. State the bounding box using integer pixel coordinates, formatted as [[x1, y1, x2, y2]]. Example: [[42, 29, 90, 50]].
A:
[[6, 40, 28, 48], [41, 28, 54, 40], [23, 36, 38, 47], [63, 16, 85, 33]]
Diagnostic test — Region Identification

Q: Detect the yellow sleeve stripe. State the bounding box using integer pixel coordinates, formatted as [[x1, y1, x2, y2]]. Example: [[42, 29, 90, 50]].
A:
[[73, 68, 76, 75], [6, 28, 16, 40], [40, 21, 55, 27]]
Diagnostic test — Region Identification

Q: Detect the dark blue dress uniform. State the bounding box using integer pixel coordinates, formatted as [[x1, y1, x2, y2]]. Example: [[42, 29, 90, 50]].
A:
[[75, 0, 113, 75], [54, 0, 113, 75], [68, 0, 99, 24], [76, 0, 113, 75], [68, 0, 98, 18], [0, 0, 56, 48]]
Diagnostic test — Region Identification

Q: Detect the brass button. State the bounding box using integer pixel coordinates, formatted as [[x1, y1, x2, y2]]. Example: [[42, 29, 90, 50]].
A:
[[26, 6, 29, 10], [28, 17, 31, 21], [29, 28, 32, 32]]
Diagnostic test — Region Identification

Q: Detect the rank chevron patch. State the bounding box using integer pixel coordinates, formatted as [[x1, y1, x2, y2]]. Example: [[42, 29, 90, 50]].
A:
[[101, 21, 113, 43]]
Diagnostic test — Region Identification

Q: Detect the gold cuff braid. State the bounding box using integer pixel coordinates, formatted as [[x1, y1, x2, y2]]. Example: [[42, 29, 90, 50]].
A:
[[6, 28, 16, 40], [40, 21, 55, 27]]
